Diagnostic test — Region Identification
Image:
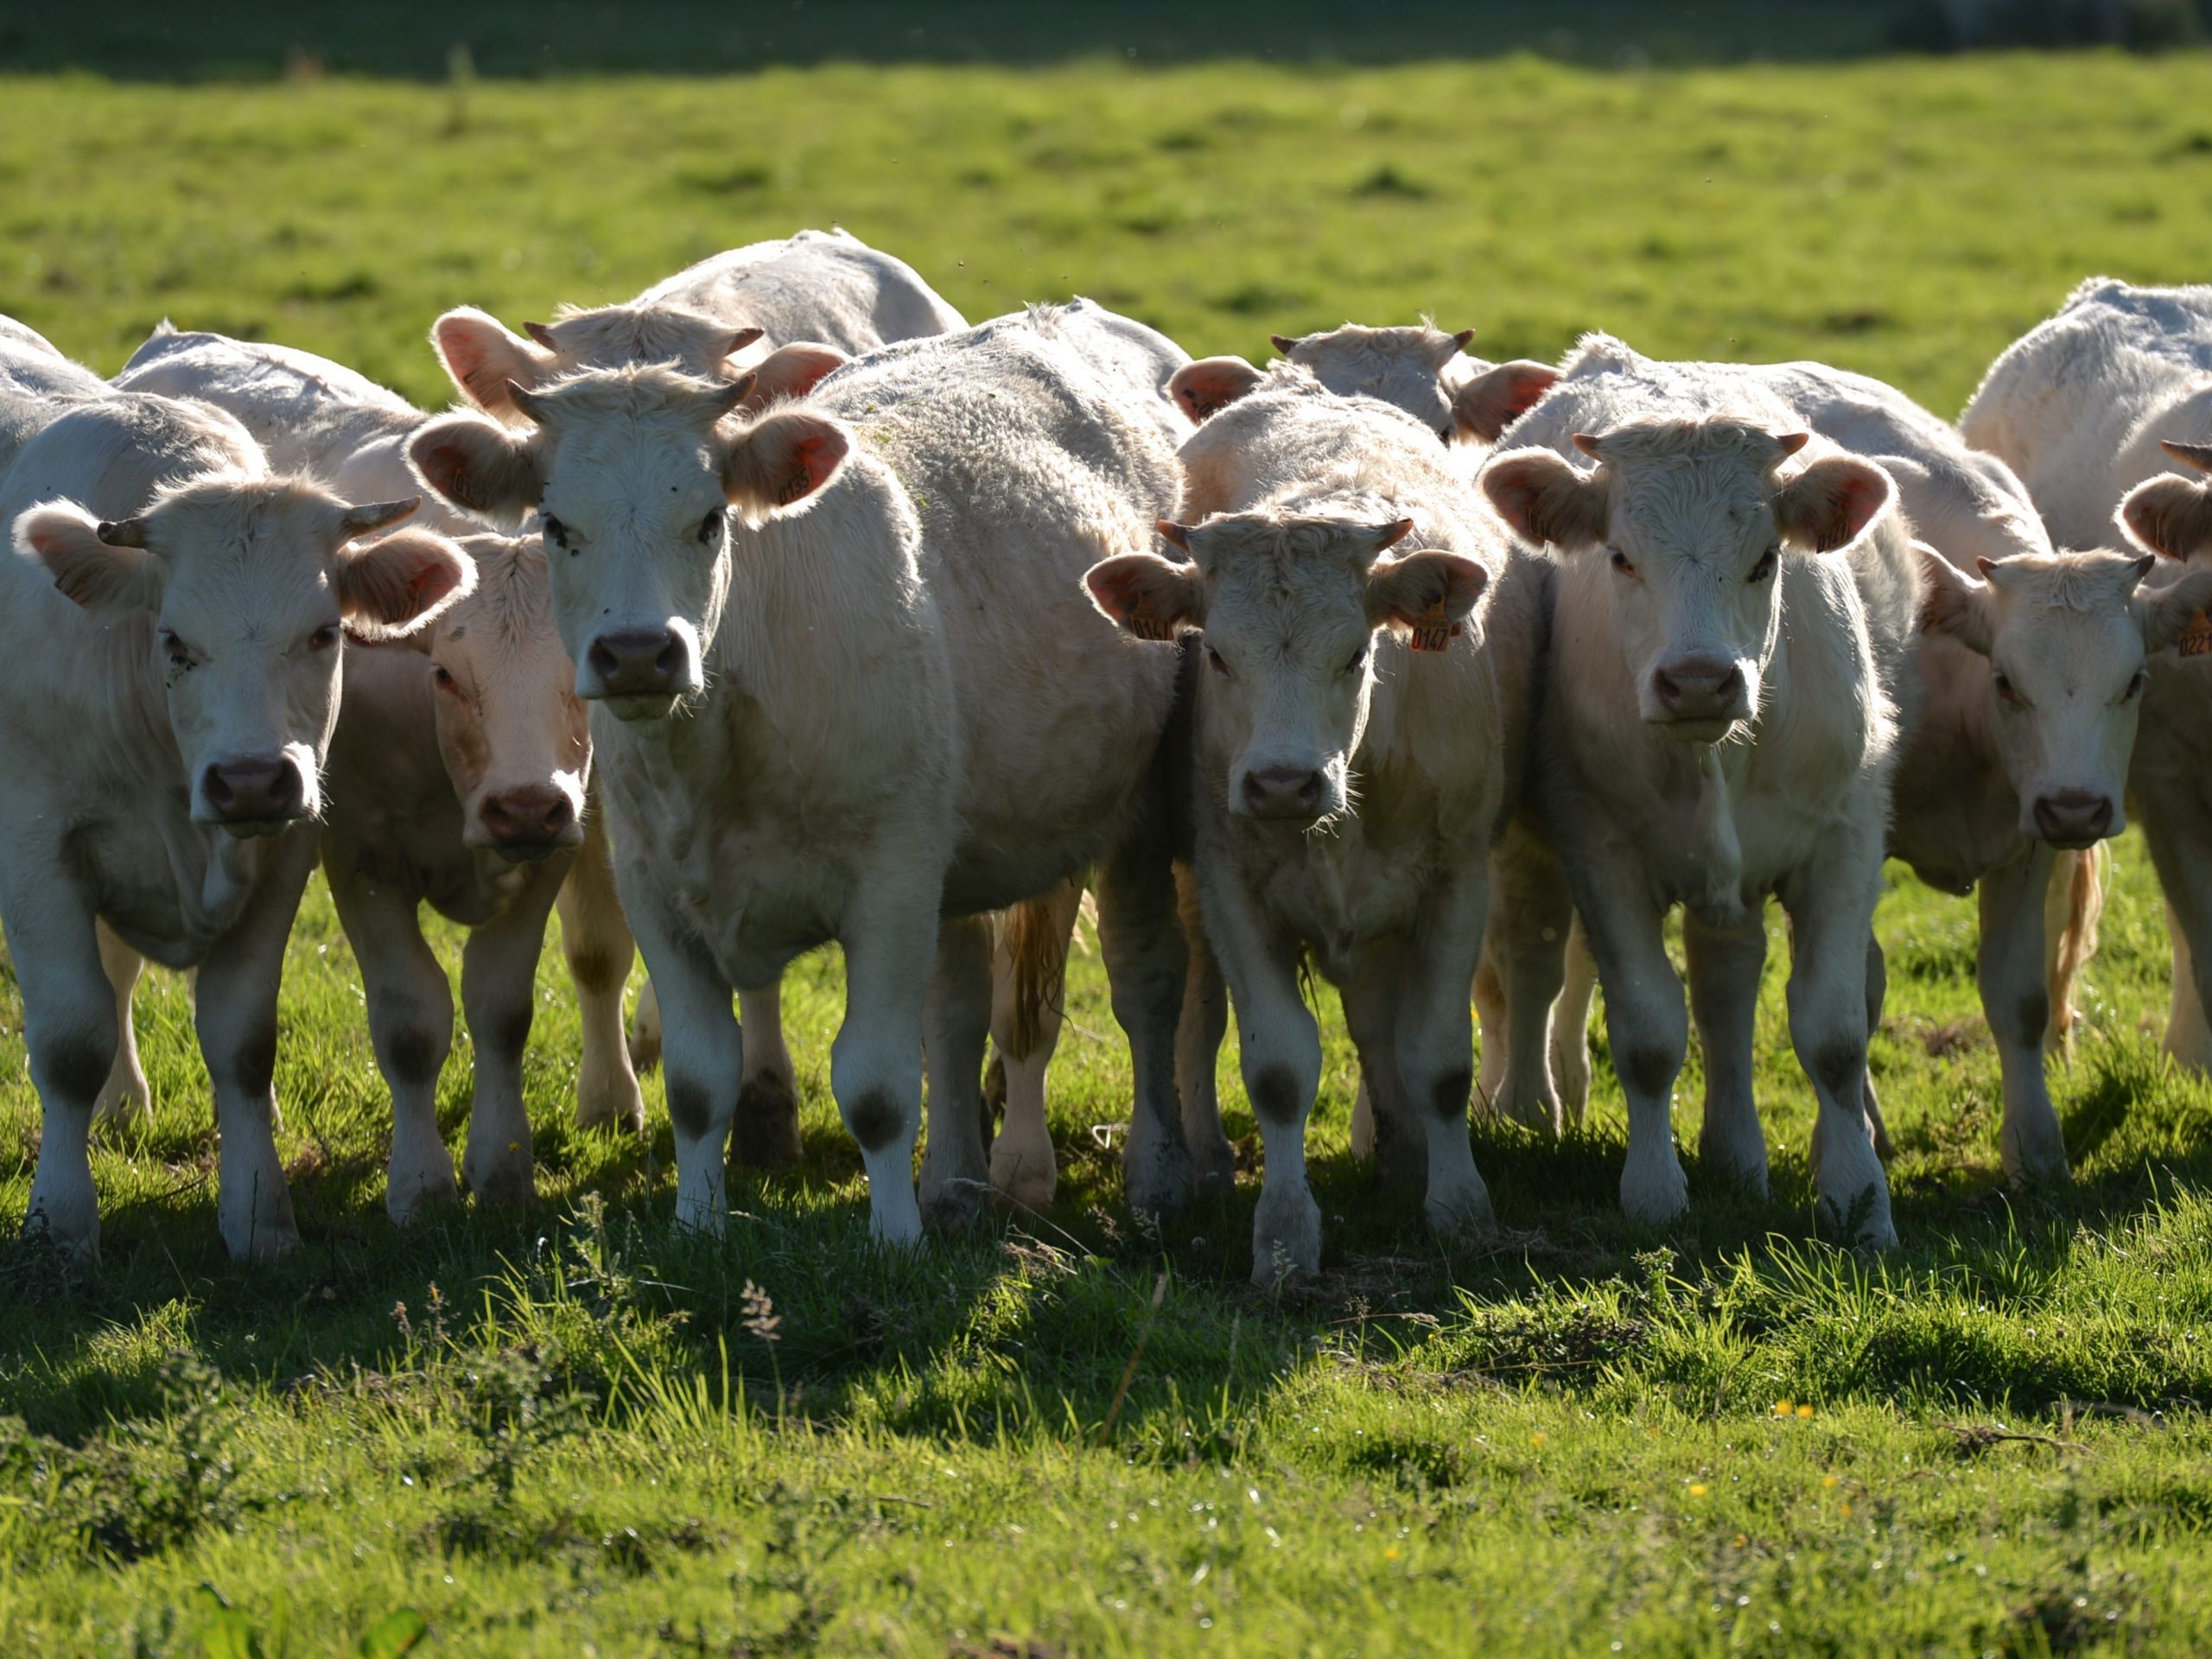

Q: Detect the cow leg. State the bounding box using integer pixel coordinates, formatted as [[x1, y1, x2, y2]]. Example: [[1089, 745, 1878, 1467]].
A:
[[1475, 832, 1573, 1137], [1338, 958, 1414, 1195], [1097, 815, 1193, 1220], [1861, 938, 1895, 1161], [91, 920, 152, 1133], [194, 836, 313, 1262], [1574, 866, 1689, 1224], [2165, 906, 2212, 1073], [327, 860, 458, 1224], [555, 819, 645, 1134], [617, 868, 743, 1236], [1550, 918, 1599, 1127], [1173, 864, 1238, 1196], [627, 976, 661, 1072], [919, 913, 994, 1229], [1684, 906, 1770, 1194], [460, 863, 566, 1208], [830, 882, 934, 1245], [1195, 861, 1322, 1283], [1778, 825, 1897, 1249], [988, 879, 1084, 1211], [1396, 867, 1497, 1238], [1976, 841, 2069, 1185], [6, 870, 118, 1260], [734, 981, 803, 1166]]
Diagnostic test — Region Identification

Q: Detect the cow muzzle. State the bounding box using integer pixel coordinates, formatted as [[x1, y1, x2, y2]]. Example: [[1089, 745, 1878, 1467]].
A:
[[198, 754, 309, 836], [473, 783, 582, 861], [1236, 764, 1332, 823], [579, 624, 702, 718], [2031, 790, 2116, 849], [1646, 655, 1751, 741]]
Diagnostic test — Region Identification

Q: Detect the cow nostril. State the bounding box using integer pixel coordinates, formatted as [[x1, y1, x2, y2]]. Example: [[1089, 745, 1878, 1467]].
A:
[[652, 632, 684, 677], [201, 766, 233, 810], [1652, 671, 1680, 703], [543, 795, 575, 833], [1717, 665, 1745, 700], [586, 639, 620, 681]]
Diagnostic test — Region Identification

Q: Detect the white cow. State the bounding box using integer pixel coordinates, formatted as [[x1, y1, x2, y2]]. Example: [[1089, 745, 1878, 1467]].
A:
[[405, 314, 1195, 1240], [1169, 325, 1559, 447], [1964, 278, 2212, 1077], [1480, 334, 1914, 1246], [430, 227, 966, 423], [1088, 385, 1542, 1282], [433, 241, 962, 1163], [1, 387, 470, 1262], [0, 321, 110, 477], [112, 328, 653, 1209]]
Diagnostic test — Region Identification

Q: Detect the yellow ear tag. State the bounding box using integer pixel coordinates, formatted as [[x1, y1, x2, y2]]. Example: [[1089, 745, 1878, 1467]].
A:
[[1126, 616, 1177, 643], [1408, 601, 1461, 653], [2182, 607, 2212, 659]]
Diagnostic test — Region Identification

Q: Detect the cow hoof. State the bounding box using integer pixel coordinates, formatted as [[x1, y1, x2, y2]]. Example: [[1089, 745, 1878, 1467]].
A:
[[575, 1076, 646, 1135], [464, 1154, 536, 1209], [1494, 1086, 1564, 1141], [988, 1143, 1057, 1212], [1251, 1185, 1322, 1289], [626, 1008, 662, 1075], [223, 1212, 301, 1264], [922, 1178, 988, 1235], [386, 1165, 461, 1226], [1426, 1180, 1497, 1240], [732, 1073, 803, 1167], [1696, 1139, 1770, 1198], [94, 1073, 153, 1135], [1188, 1130, 1239, 1197], [1373, 1127, 1428, 1193], [1620, 1154, 1690, 1225]]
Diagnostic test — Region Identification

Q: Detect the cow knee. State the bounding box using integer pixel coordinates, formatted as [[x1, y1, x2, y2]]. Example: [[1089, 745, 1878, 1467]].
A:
[[844, 1088, 908, 1154], [565, 944, 623, 999], [1616, 1039, 1680, 1102], [1248, 1064, 1306, 1128], [39, 1024, 118, 1107], [2013, 988, 2050, 1055], [1429, 1065, 1472, 1122], [385, 1023, 448, 1092], [229, 1021, 277, 1098]]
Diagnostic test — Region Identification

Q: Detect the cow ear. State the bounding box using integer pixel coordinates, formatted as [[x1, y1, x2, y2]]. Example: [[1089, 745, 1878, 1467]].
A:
[[1452, 359, 1559, 445], [1481, 447, 1608, 550], [735, 342, 850, 416], [2119, 472, 2212, 561], [1169, 356, 1265, 425], [14, 501, 167, 612], [716, 325, 766, 374], [1368, 550, 1489, 650], [334, 527, 474, 639], [1084, 552, 1203, 641], [1916, 543, 1994, 655], [431, 308, 556, 420], [722, 410, 849, 517], [2135, 565, 2212, 655], [409, 413, 544, 518], [1773, 454, 1893, 553]]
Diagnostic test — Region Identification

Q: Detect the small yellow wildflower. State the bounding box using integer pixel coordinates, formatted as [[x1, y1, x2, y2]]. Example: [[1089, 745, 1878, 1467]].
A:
[[1385, 1548, 1402, 1560], [1688, 1483, 1708, 1497], [1822, 1474, 1840, 1489], [1732, 1533, 1749, 1548], [1773, 1400, 1795, 1417], [1839, 1503, 1853, 1517], [1529, 1433, 1548, 1447], [1796, 1404, 1815, 1421]]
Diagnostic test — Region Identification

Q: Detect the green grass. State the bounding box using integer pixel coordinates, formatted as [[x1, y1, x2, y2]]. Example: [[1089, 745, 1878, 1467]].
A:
[[8, 47, 2212, 1657]]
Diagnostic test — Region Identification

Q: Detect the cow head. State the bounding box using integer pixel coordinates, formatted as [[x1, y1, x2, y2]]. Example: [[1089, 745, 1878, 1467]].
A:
[[2118, 436, 2212, 566], [1268, 324, 1559, 447], [431, 302, 771, 424], [14, 478, 471, 835], [412, 532, 593, 861], [1914, 465, 2212, 848], [1483, 422, 1892, 743], [1085, 514, 1486, 824], [407, 360, 849, 722]]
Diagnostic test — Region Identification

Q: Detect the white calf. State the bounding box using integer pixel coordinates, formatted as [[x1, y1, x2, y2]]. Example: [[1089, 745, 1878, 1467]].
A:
[[1, 391, 469, 1262], [1481, 334, 1913, 1246], [407, 317, 1193, 1241], [1090, 387, 1541, 1282], [112, 328, 650, 1189]]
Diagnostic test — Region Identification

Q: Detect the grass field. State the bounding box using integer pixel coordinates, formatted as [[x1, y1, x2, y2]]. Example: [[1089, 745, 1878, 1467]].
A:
[[8, 44, 2212, 1657]]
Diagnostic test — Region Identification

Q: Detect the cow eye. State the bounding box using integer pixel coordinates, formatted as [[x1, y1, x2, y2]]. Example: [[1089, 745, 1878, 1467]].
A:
[[1608, 548, 1637, 577], [1344, 645, 1369, 676], [697, 510, 724, 544], [308, 622, 341, 652], [1749, 548, 1779, 582], [158, 627, 192, 667], [2124, 669, 2147, 702], [1993, 671, 2021, 706], [541, 514, 569, 550], [432, 664, 459, 691], [1437, 424, 1455, 445], [1205, 645, 1230, 677]]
